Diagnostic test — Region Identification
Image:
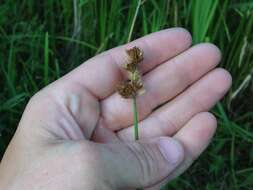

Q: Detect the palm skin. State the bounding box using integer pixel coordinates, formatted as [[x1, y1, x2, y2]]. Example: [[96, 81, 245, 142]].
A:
[[0, 28, 231, 190]]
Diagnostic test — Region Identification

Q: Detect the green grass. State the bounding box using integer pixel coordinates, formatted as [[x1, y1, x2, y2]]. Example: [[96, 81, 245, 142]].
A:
[[0, 0, 253, 189]]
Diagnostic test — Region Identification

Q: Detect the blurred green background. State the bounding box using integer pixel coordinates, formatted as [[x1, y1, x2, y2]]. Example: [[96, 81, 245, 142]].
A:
[[0, 0, 253, 189]]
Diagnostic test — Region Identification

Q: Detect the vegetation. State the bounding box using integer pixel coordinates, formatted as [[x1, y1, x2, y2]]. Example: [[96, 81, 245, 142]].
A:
[[0, 0, 253, 189]]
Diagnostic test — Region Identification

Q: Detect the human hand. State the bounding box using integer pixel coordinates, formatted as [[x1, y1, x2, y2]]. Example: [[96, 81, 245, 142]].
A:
[[0, 28, 231, 190]]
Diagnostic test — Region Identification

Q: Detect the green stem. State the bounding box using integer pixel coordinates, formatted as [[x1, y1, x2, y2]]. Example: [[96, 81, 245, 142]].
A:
[[127, 2, 142, 189], [133, 97, 139, 140], [127, 0, 141, 142], [133, 98, 142, 190]]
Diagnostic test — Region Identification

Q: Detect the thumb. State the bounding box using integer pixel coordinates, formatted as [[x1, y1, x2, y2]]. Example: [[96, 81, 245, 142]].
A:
[[97, 137, 184, 189]]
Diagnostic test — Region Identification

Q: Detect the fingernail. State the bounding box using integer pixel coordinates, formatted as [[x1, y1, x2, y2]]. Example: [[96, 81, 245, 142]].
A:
[[158, 137, 184, 164]]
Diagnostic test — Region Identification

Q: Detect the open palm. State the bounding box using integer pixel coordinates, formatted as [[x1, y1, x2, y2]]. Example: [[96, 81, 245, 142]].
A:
[[0, 28, 231, 190]]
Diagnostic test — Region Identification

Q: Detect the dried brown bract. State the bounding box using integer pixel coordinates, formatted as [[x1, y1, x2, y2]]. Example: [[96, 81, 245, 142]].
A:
[[117, 80, 143, 98], [117, 46, 145, 98], [127, 46, 143, 63], [124, 47, 144, 72], [117, 81, 136, 98]]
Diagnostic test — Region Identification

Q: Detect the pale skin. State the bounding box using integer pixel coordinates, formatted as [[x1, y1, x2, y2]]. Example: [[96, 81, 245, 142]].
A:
[[0, 28, 232, 190]]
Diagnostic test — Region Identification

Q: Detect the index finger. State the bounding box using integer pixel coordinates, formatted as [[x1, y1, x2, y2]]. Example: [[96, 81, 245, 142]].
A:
[[60, 28, 192, 99]]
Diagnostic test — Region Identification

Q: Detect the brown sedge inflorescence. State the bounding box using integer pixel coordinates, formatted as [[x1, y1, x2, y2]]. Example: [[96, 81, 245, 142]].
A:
[[117, 46, 145, 98]]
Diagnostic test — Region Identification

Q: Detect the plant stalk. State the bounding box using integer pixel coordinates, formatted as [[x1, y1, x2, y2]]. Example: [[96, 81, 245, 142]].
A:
[[127, 1, 142, 188], [133, 97, 139, 140]]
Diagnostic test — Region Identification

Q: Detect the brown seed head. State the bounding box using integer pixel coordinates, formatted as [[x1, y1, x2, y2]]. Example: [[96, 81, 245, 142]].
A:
[[126, 46, 144, 63], [124, 46, 144, 72], [117, 81, 136, 98], [117, 46, 145, 99]]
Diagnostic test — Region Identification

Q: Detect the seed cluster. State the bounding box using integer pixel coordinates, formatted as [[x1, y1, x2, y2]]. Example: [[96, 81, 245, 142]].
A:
[[117, 46, 145, 98]]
